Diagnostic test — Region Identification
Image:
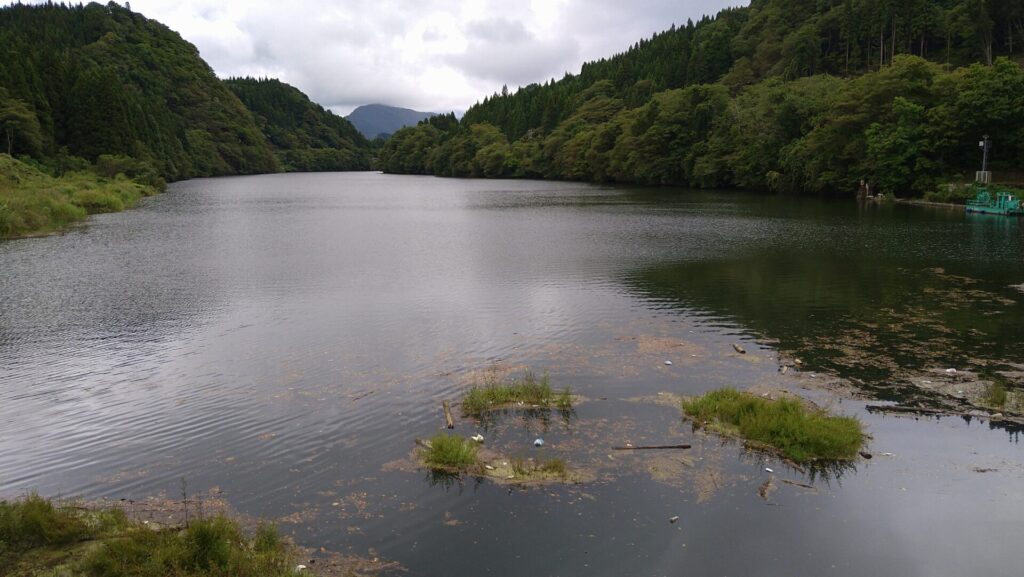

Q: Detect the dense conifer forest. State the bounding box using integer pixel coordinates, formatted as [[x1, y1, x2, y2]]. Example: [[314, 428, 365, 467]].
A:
[[379, 0, 1024, 197], [226, 78, 371, 172], [0, 1, 371, 181]]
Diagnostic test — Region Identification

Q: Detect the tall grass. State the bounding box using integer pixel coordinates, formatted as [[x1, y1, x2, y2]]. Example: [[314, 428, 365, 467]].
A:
[[80, 516, 293, 577], [421, 434, 480, 470], [1, 494, 294, 577], [682, 388, 864, 463], [0, 154, 157, 238], [461, 372, 572, 416]]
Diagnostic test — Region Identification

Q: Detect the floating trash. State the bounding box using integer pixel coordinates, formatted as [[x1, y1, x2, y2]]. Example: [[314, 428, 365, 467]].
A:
[[765, 467, 774, 473], [534, 438, 544, 447], [664, 360, 673, 366], [470, 434, 484, 443]]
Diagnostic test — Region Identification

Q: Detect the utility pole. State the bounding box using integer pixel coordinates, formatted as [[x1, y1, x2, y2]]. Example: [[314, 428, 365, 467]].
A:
[[977, 135, 991, 184]]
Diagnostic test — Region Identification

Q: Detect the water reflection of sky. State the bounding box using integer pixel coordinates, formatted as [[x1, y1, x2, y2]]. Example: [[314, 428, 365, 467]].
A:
[[0, 174, 1021, 576]]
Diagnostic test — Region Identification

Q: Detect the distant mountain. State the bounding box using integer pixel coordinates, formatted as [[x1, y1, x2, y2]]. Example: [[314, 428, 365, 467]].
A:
[[226, 78, 371, 172], [346, 104, 436, 139]]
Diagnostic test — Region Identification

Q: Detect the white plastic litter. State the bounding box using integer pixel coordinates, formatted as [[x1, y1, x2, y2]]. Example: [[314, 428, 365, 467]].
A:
[[534, 438, 544, 447], [945, 368, 957, 374], [664, 360, 673, 366], [471, 434, 484, 443], [765, 467, 774, 473]]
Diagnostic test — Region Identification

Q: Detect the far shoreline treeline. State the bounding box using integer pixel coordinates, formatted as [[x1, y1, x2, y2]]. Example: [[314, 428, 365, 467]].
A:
[[379, 0, 1024, 199]]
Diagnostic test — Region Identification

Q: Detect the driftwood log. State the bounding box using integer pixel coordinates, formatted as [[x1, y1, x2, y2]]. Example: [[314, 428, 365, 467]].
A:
[[442, 401, 454, 429]]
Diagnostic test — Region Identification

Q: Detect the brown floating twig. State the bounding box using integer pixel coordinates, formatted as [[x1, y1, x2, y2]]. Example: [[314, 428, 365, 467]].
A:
[[611, 444, 691, 450]]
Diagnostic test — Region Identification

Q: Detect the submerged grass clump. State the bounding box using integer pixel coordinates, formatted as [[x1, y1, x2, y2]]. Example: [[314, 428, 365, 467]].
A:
[[682, 388, 864, 463], [510, 457, 568, 479], [461, 372, 573, 416], [1, 494, 294, 577], [421, 434, 480, 470], [984, 381, 1008, 408]]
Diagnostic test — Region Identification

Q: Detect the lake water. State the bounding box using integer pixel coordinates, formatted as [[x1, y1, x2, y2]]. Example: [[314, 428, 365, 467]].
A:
[[2, 173, 1023, 576]]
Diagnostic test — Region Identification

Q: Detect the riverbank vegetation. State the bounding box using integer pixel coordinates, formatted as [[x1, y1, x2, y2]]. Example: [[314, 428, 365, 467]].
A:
[[380, 0, 1024, 197], [461, 372, 573, 416], [1, 494, 295, 577], [682, 388, 864, 463], [0, 154, 159, 239]]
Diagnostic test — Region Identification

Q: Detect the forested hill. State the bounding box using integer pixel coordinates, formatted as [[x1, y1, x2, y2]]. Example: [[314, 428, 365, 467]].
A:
[[226, 78, 371, 172], [380, 0, 1024, 198], [0, 1, 279, 180]]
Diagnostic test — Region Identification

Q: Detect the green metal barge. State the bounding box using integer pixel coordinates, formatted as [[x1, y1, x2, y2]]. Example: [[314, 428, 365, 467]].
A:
[[965, 189, 1023, 216]]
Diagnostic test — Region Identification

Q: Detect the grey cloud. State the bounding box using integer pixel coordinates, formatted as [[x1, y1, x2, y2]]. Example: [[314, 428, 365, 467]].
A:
[[445, 18, 580, 86]]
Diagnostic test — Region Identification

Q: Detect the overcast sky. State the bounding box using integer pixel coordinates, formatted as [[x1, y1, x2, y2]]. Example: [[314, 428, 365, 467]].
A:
[[35, 0, 741, 115]]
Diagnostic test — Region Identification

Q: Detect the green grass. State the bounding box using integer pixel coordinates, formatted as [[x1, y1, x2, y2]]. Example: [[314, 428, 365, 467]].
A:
[[682, 388, 864, 463], [421, 434, 480, 470], [0, 154, 157, 238], [0, 493, 127, 552], [80, 517, 292, 577], [984, 381, 1008, 408], [0, 494, 295, 577], [461, 372, 573, 416]]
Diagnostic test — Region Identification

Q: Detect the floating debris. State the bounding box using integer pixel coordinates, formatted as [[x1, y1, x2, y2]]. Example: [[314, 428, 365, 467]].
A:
[[470, 434, 484, 443], [765, 467, 774, 473], [664, 360, 673, 366], [669, 516, 680, 524], [534, 438, 545, 447], [732, 343, 747, 354]]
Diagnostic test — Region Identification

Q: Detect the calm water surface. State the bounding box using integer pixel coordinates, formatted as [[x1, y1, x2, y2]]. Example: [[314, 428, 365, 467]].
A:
[[2, 173, 1023, 576]]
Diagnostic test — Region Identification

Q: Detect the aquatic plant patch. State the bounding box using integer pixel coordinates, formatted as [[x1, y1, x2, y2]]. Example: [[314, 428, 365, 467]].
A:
[[461, 372, 572, 416], [682, 388, 864, 463]]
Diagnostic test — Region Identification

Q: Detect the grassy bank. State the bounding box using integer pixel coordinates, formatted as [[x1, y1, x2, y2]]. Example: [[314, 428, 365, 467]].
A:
[[682, 388, 864, 463], [1, 494, 295, 577], [461, 372, 572, 417], [0, 155, 158, 239]]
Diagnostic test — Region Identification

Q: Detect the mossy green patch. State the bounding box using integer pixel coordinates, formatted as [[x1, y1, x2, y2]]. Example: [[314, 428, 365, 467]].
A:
[[682, 388, 864, 463]]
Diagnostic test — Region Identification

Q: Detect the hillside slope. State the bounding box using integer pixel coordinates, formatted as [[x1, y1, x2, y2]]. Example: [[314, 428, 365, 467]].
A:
[[0, 2, 279, 180], [226, 78, 371, 172]]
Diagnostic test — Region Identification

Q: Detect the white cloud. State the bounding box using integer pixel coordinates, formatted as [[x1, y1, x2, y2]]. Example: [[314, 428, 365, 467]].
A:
[[26, 0, 742, 114]]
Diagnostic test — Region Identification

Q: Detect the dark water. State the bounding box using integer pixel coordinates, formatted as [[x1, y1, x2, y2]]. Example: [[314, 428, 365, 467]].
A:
[[2, 173, 1023, 576]]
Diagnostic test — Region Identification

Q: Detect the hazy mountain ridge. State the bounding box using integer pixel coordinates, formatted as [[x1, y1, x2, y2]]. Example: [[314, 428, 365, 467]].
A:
[[347, 104, 437, 139]]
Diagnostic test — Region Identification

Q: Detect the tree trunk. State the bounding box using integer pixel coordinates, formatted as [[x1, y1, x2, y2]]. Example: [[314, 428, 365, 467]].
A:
[[891, 16, 897, 60], [6, 128, 12, 156]]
